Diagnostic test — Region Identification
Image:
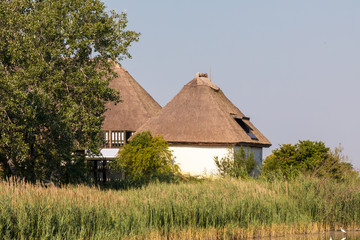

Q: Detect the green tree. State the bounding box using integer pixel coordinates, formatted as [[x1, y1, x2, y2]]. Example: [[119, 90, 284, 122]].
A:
[[262, 140, 354, 180], [214, 146, 257, 179], [113, 131, 180, 187], [0, 0, 140, 183]]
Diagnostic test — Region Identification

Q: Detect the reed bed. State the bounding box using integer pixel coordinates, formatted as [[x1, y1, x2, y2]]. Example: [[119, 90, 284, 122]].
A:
[[0, 175, 359, 239]]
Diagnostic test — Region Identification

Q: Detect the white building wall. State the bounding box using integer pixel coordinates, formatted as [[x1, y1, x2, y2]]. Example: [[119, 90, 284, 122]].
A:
[[169, 145, 228, 175], [169, 145, 263, 176], [236, 146, 263, 165]]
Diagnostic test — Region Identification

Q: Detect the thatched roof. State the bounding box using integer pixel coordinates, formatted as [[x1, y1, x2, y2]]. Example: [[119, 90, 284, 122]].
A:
[[102, 63, 161, 131], [137, 73, 271, 147]]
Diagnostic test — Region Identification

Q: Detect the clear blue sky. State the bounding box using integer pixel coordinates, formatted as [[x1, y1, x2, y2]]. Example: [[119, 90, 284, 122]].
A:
[[103, 0, 360, 168]]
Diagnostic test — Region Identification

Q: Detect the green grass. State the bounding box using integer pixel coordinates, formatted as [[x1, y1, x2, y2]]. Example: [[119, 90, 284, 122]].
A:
[[0, 175, 359, 239]]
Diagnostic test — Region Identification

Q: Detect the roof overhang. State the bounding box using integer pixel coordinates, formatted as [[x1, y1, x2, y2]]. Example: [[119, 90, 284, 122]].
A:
[[86, 148, 119, 160], [168, 141, 271, 148]]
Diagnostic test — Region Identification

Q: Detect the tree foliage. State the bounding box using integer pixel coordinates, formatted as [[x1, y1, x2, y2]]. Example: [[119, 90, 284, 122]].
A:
[[214, 146, 257, 179], [113, 131, 180, 187], [0, 0, 140, 183], [262, 140, 355, 180]]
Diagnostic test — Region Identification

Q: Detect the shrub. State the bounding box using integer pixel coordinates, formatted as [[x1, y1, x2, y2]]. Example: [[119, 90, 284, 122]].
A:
[[112, 131, 180, 187], [262, 140, 355, 180], [214, 146, 257, 178]]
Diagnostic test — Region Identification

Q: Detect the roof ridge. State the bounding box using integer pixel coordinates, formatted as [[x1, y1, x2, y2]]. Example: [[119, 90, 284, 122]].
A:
[[186, 72, 220, 91]]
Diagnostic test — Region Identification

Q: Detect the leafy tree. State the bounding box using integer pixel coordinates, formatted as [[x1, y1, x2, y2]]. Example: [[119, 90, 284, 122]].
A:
[[0, 0, 140, 183], [214, 146, 257, 179], [262, 140, 355, 180], [315, 145, 357, 180], [112, 131, 180, 187]]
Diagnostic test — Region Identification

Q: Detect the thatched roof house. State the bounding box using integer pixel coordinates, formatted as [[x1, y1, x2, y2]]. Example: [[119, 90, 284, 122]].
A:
[[137, 73, 271, 175], [103, 62, 161, 132], [90, 63, 162, 182], [102, 62, 161, 149], [137, 73, 270, 147]]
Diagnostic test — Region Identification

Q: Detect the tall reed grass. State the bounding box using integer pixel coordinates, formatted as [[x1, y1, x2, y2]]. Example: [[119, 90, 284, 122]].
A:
[[0, 175, 359, 239]]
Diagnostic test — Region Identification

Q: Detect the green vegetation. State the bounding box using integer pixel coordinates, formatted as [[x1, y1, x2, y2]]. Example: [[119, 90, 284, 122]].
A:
[[0, 0, 139, 183], [112, 131, 181, 187], [214, 146, 257, 178], [262, 141, 355, 180], [0, 174, 359, 239]]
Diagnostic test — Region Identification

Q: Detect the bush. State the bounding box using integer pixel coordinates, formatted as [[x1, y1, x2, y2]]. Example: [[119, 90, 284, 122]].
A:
[[214, 146, 257, 178], [112, 131, 180, 187], [262, 140, 355, 180]]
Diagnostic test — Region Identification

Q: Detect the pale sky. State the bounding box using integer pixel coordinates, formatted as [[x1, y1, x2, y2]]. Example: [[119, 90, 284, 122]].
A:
[[103, 0, 360, 168]]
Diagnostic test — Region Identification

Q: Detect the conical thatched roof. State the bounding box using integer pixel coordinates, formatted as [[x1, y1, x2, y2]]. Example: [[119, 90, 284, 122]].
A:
[[103, 63, 161, 131], [137, 73, 271, 147]]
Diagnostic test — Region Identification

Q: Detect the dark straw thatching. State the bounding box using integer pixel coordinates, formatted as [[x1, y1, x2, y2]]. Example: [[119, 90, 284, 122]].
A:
[[137, 73, 271, 147], [103, 63, 161, 131]]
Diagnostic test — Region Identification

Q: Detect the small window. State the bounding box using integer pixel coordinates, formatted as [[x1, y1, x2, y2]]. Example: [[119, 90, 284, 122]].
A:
[[111, 131, 125, 147], [247, 132, 258, 140], [104, 131, 109, 147], [233, 117, 258, 141], [125, 131, 135, 143], [100, 131, 110, 148], [234, 118, 252, 133]]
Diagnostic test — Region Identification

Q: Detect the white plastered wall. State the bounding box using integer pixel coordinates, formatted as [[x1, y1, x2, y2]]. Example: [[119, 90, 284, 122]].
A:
[[236, 146, 263, 166], [169, 145, 263, 176]]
